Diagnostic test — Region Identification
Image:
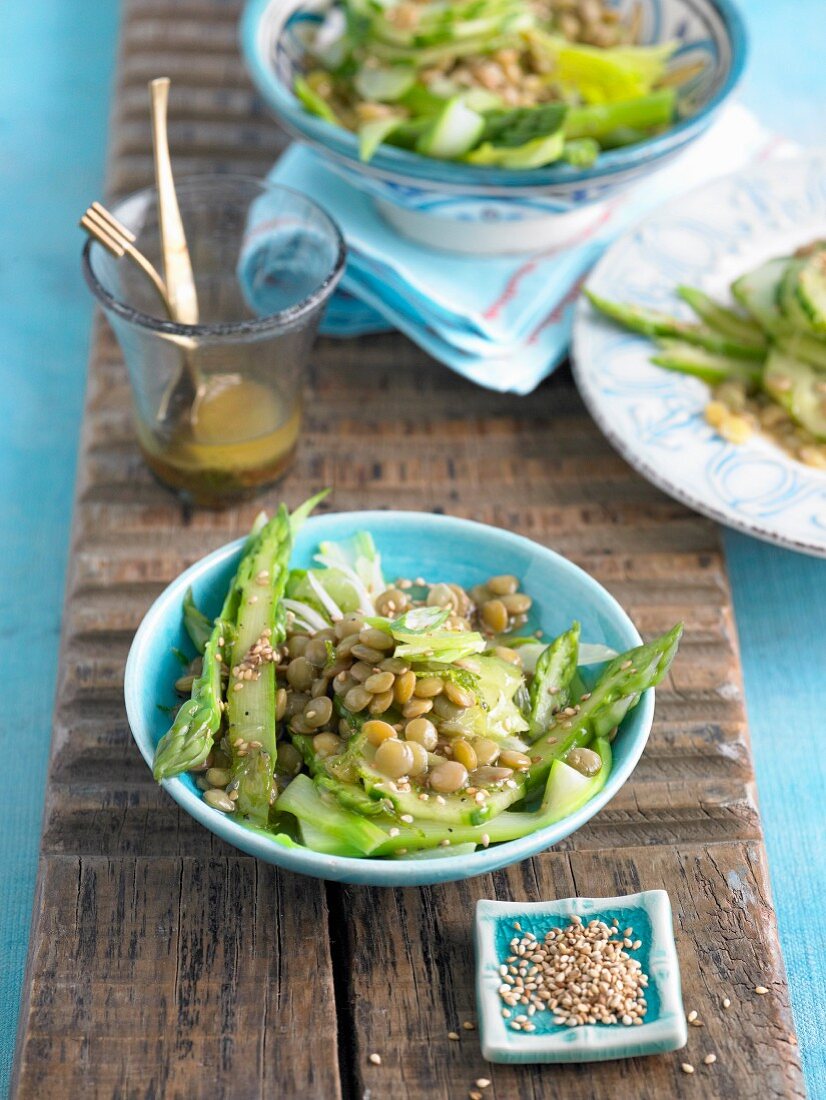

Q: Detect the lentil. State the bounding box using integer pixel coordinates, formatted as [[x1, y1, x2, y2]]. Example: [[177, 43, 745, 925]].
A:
[[393, 669, 417, 704], [415, 676, 445, 698], [365, 670, 395, 694], [363, 719, 398, 746], [405, 716, 438, 750], [481, 599, 509, 633], [429, 760, 469, 793], [304, 696, 333, 728], [204, 789, 235, 812], [374, 738, 414, 778]]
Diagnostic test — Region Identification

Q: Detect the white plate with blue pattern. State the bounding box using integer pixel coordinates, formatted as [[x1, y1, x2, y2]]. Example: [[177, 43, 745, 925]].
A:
[[572, 152, 826, 558]]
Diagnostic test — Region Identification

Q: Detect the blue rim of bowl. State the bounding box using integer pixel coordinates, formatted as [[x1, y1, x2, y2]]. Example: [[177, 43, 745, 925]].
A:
[[82, 175, 346, 337], [125, 511, 653, 886], [240, 0, 748, 196]]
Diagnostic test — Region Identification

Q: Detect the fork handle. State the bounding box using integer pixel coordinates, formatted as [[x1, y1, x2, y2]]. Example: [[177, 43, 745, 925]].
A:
[[149, 78, 199, 324]]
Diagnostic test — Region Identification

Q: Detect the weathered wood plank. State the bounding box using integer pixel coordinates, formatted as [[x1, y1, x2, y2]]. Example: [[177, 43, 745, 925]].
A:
[[14, 857, 341, 1100], [338, 844, 803, 1100], [11, 0, 804, 1096]]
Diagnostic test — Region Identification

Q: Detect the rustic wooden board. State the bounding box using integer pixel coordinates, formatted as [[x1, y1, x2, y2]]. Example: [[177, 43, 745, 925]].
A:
[[12, 0, 805, 1096]]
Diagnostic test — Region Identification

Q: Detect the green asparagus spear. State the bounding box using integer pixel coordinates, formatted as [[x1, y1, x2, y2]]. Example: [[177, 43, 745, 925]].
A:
[[525, 622, 682, 798], [153, 550, 252, 780], [650, 340, 763, 388], [226, 506, 293, 817], [528, 622, 580, 737], [182, 587, 212, 655], [585, 290, 764, 360], [676, 285, 766, 348], [565, 90, 675, 141], [231, 744, 277, 827]]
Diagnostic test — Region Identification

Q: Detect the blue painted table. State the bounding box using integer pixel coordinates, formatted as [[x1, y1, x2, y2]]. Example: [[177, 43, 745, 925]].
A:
[[1, 1, 823, 1096]]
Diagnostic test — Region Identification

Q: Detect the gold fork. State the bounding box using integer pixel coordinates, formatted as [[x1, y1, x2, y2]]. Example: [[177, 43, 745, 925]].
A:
[[80, 201, 172, 315], [80, 196, 203, 434]]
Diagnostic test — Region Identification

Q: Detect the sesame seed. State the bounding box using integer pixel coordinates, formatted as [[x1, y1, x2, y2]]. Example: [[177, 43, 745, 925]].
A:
[[722, 997, 731, 1009], [388, 828, 400, 838], [462, 1021, 476, 1031], [368, 1053, 381, 1065], [448, 1031, 460, 1041], [400, 814, 414, 824], [687, 1010, 698, 1022], [681, 1063, 694, 1074], [475, 1078, 491, 1088], [232, 682, 244, 692], [704, 1053, 717, 1065], [440, 838, 451, 847], [469, 1092, 483, 1100], [755, 986, 769, 995]]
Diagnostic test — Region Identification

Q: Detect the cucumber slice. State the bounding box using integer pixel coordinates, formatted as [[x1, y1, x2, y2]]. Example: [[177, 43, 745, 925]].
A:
[[778, 259, 816, 334], [299, 819, 364, 857], [731, 257, 788, 333], [676, 286, 766, 348], [275, 773, 387, 854], [353, 64, 415, 103], [765, 345, 826, 441], [796, 249, 826, 333], [356, 752, 524, 825], [650, 339, 763, 387], [416, 97, 485, 159], [782, 330, 826, 371], [358, 115, 404, 161]]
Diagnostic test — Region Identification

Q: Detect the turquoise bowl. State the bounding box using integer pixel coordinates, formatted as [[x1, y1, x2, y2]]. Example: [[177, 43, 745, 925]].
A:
[[475, 892, 687, 1062], [125, 511, 654, 886]]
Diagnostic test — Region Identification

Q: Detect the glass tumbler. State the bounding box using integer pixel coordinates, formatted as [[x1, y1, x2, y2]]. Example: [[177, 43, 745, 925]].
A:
[[83, 176, 345, 507]]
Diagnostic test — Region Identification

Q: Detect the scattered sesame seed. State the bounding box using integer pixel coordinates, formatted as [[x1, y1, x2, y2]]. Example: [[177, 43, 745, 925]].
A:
[[481, 833, 490, 847], [755, 986, 769, 995], [687, 1011, 698, 1023], [469, 1092, 483, 1100], [388, 827, 400, 837], [399, 814, 414, 824], [690, 1019, 704, 1028], [475, 1079, 491, 1089], [704, 1053, 717, 1065], [448, 1031, 460, 1041], [368, 1053, 381, 1065], [462, 1021, 476, 1031], [232, 682, 244, 692], [440, 838, 451, 847], [681, 1063, 695, 1075], [722, 997, 731, 1009]]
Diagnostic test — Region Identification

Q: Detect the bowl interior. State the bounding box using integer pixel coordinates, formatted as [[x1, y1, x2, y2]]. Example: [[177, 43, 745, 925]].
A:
[[242, 0, 746, 193], [126, 511, 652, 885]]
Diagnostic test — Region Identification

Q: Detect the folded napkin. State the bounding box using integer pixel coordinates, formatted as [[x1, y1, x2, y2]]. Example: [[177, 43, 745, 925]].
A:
[[268, 105, 786, 394]]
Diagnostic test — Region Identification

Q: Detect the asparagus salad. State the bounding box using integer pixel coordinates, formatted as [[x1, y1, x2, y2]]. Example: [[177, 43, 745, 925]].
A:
[[154, 497, 681, 859], [293, 0, 685, 168], [586, 241, 826, 469]]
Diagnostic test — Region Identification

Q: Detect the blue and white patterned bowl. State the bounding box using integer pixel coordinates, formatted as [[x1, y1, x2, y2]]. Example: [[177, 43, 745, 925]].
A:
[[572, 152, 826, 558], [125, 511, 654, 886], [241, 0, 747, 253]]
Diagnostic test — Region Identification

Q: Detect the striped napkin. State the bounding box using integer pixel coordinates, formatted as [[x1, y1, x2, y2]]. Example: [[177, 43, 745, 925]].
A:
[[268, 105, 782, 394]]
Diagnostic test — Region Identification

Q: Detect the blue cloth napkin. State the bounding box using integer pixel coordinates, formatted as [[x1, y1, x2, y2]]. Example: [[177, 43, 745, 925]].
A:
[[268, 106, 779, 393]]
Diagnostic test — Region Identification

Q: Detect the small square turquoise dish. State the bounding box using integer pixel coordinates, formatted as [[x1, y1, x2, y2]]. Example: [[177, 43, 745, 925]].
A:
[[475, 892, 687, 1064]]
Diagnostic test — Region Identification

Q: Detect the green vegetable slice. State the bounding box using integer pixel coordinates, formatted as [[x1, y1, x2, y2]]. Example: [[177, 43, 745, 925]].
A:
[[730, 256, 788, 333], [293, 76, 339, 124], [586, 289, 766, 360], [764, 345, 826, 441], [182, 587, 212, 655], [528, 622, 580, 736], [796, 249, 826, 333], [650, 340, 763, 387], [676, 285, 766, 348], [416, 97, 485, 159]]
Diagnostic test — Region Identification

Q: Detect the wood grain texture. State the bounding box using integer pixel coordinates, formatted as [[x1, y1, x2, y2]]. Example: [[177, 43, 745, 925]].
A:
[[12, 0, 804, 1096]]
